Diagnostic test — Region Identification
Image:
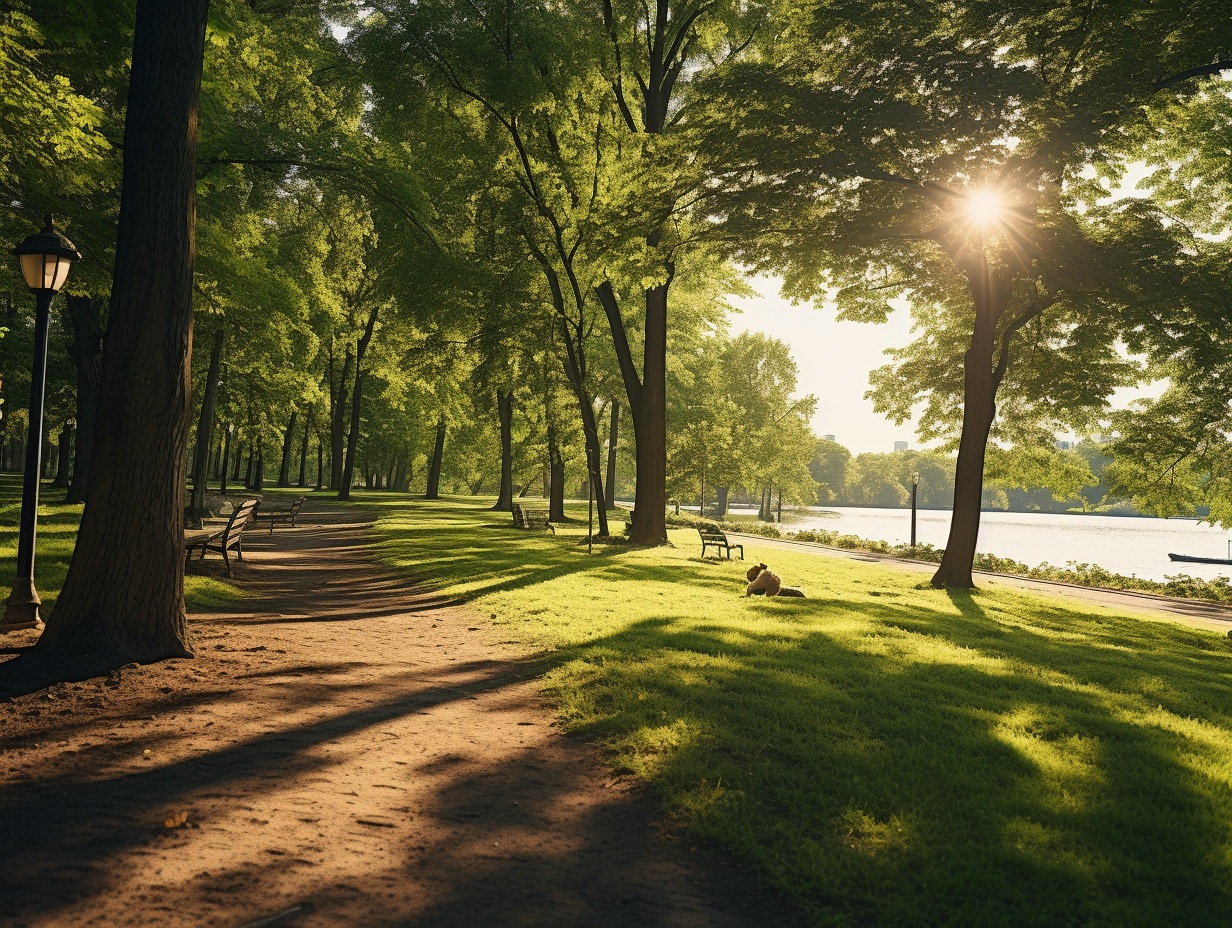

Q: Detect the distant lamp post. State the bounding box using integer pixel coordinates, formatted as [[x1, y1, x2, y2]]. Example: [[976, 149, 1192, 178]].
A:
[[2, 217, 81, 633], [910, 472, 920, 552]]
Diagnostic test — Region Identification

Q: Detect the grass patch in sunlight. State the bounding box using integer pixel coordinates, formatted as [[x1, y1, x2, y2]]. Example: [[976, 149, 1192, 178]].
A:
[[374, 496, 1232, 928], [0, 475, 242, 616]]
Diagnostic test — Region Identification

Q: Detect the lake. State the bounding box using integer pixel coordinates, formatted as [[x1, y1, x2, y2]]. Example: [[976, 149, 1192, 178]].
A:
[[711, 506, 1232, 582]]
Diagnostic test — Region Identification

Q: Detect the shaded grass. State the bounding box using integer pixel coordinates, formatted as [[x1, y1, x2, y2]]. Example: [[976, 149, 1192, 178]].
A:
[[375, 496, 1232, 928], [0, 474, 242, 614]]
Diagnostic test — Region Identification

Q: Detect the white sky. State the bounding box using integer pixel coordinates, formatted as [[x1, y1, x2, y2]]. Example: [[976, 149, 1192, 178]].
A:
[[730, 164, 1164, 454]]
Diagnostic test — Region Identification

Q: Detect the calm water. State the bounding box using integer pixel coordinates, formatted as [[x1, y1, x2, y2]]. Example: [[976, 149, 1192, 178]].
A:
[[708, 506, 1232, 582]]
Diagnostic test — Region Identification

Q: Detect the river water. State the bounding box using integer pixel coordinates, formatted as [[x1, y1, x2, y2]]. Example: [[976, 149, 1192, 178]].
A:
[[711, 506, 1232, 582]]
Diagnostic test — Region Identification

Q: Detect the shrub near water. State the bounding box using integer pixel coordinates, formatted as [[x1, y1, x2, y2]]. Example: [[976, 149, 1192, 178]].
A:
[[667, 511, 1232, 603], [379, 498, 1232, 928]]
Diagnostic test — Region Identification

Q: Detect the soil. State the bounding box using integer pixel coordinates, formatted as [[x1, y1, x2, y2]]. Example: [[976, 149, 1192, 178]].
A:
[[0, 505, 801, 928]]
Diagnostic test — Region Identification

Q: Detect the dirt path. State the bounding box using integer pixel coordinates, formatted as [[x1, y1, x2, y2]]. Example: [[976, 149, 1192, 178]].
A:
[[0, 505, 797, 928], [733, 532, 1232, 633]]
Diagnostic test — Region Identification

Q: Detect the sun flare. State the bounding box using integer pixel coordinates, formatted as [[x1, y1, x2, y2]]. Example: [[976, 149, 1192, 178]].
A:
[[964, 189, 1005, 228]]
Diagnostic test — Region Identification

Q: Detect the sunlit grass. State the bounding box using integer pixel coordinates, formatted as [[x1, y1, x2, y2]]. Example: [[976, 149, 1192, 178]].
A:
[[0, 474, 241, 615], [375, 496, 1232, 927]]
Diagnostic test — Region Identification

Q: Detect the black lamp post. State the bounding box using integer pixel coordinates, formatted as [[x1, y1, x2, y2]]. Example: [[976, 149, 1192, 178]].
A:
[[2, 217, 81, 633], [910, 472, 920, 552]]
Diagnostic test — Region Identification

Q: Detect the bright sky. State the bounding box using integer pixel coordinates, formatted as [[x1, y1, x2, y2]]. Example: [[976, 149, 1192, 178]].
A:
[[731, 164, 1163, 455]]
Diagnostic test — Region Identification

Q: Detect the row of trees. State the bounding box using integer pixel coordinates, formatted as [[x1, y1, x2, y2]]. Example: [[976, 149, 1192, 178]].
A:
[[1, 1, 1230, 667]]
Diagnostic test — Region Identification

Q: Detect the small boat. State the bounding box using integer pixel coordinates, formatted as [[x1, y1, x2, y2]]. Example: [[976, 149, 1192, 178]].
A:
[[1168, 553, 1232, 565]]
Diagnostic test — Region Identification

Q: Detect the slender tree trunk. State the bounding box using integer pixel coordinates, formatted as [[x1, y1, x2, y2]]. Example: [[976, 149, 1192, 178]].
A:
[[297, 406, 313, 487], [338, 305, 379, 501], [63, 295, 104, 505], [316, 437, 323, 490], [932, 260, 1011, 588], [254, 434, 264, 492], [492, 389, 514, 511], [548, 423, 565, 522], [244, 443, 254, 488], [37, 0, 210, 664], [219, 427, 232, 495], [425, 415, 445, 499], [329, 347, 352, 491], [393, 456, 406, 493], [50, 426, 72, 489], [715, 486, 729, 520], [277, 410, 297, 487], [189, 328, 222, 515], [231, 435, 243, 481], [604, 399, 618, 510]]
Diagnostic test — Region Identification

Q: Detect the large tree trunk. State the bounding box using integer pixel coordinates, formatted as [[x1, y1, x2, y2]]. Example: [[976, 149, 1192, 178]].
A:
[[63, 295, 104, 505], [297, 406, 313, 487], [338, 306, 380, 501], [548, 423, 565, 522], [189, 328, 222, 515], [491, 390, 514, 511], [715, 486, 729, 520], [425, 415, 445, 499], [932, 260, 1011, 588], [36, 0, 209, 665], [277, 409, 297, 487], [604, 399, 618, 511]]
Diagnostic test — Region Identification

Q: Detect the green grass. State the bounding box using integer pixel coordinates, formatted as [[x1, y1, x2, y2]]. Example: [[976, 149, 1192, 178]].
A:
[[0, 474, 242, 614], [375, 496, 1232, 928]]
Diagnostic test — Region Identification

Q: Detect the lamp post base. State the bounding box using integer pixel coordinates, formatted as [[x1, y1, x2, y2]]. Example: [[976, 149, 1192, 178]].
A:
[[2, 584, 44, 633]]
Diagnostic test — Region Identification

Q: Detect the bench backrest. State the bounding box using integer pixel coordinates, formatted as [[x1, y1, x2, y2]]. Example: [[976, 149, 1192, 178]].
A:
[[225, 498, 260, 548], [289, 496, 307, 515], [698, 526, 728, 543]]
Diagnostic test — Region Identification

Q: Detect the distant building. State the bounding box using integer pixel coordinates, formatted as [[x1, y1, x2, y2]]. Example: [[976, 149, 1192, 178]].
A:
[[893, 441, 908, 452], [822, 434, 836, 442]]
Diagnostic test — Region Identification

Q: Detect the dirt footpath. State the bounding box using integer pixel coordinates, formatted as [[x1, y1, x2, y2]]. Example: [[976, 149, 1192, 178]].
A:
[[0, 505, 797, 928]]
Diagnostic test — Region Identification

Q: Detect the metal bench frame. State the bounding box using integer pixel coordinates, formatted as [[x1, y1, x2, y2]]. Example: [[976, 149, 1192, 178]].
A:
[[185, 497, 260, 577], [698, 525, 743, 559]]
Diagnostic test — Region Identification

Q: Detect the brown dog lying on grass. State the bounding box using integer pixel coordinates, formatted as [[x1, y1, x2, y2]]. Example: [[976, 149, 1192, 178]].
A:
[[744, 563, 806, 598]]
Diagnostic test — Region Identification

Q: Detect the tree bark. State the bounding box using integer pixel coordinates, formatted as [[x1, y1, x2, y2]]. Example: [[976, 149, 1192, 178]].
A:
[[338, 304, 379, 501], [244, 442, 254, 488], [189, 328, 222, 515], [297, 406, 313, 487], [277, 410, 297, 487], [329, 345, 352, 491], [425, 415, 445, 499], [254, 434, 264, 492], [715, 486, 729, 520], [50, 425, 72, 490], [492, 389, 514, 511], [219, 426, 233, 495], [932, 259, 1012, 588], [231, 435, 243, 481], [604, 399, 618, 511], [37, 0, 209, 664], [316, 437, 323, 490], [63, 295, 104, 505]]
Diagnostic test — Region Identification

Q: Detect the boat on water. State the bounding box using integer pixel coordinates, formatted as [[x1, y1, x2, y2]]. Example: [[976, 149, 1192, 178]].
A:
[[1168, 553, 1232, 565]]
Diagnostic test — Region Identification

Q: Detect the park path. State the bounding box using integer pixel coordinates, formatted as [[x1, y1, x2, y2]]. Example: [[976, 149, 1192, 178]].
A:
[[732, 531, 1232, 633], [0, 504, 796, 928]]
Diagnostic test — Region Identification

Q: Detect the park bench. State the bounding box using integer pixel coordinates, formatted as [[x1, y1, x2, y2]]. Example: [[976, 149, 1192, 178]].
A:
[[184, 497, 260, 577], [252, 495, 308, 534], [512, 502, 555, 534], [698, 524, 743, 560]]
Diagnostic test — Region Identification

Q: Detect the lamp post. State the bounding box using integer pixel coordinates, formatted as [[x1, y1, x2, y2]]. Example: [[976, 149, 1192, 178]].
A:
[[2, 217, 81, 633], [910, 472, 920, 552]]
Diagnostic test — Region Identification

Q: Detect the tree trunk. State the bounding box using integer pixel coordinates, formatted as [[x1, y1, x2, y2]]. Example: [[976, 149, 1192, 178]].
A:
[[604, 399, 618, 510], [425, 415, 445, 499], [338, 305, 379, 501], [548, 423, 565, 522], [316, 437, 323, 490], [492, 389, 514, 511], [37, 0, 209, 665], [329, 345, 352, 491], [715, 486, 729, 520], [244, 442, 254, 488], [393, 456, 406, 493], [63, 295, 104, 505], [50, 425, 72, 489], [219, 427, 233, 495], [297, 406, 313, 487], [277, 409, 297, 487], [189, 328, 222, 515], [254, 434, 264, 492], [932, 260, 1011, 588]]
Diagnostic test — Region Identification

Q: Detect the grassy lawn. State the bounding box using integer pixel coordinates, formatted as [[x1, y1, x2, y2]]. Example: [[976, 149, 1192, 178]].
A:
[[374, 496, 1232, 927], [0, 474, 240, 614]]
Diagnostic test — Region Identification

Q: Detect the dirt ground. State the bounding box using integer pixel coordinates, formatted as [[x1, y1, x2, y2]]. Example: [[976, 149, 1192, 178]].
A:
[[0, 505, 800, 928]]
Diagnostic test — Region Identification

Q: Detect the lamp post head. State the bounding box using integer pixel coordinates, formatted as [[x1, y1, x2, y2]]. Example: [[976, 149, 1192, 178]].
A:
[[912, 472, 919, 486], [66, 418, 76, 429], [14, 216, 81, 293]]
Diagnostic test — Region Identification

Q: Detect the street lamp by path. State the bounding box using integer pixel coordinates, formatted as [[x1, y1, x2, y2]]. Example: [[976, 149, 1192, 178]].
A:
[[2, 217, 81, 633], [910, 472, 920, 551]]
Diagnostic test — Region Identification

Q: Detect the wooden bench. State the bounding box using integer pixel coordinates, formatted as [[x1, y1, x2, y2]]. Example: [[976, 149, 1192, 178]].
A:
[[185, 497, 260, 577], [512, 502, 555, 534], [698, 525, 743, 560], [252, 495, 307, 533]]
